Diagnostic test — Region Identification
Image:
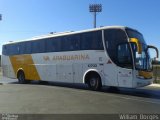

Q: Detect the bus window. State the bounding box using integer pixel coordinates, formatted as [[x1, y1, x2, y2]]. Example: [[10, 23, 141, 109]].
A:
[[32, 41, 39, 53], [52, 37, 61, 52], [104, 29, 128, 64], [92, 31, 103, 50], [61, 36, 70, 51], [46, 38, 53, 52], [81, 32, 92, 50], [81, 31, 103, 50], [2, 45, 7, 55], [117, 43, 133, 69], [73, 35, 81, 50], [8, 44, 19, 55], [38, 40, 45, 53], [69, 35, 81, 51], [19, 42, 26, 55], [25, 41, 32, 54]]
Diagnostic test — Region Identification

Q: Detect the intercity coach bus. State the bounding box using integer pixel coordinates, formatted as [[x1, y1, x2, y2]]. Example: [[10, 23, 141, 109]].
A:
[[1, 26, 159, 90]]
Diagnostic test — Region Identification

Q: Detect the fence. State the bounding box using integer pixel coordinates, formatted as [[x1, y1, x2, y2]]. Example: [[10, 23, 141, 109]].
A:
[[153, 65, 160, 83]]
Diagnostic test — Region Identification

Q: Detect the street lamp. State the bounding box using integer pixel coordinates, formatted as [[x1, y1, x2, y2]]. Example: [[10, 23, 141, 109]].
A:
[[89, 4, 102, 28], [0, 14, 2, 20]]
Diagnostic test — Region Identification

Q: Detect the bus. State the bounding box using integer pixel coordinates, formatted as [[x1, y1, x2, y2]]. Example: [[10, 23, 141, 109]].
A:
[[1, 26, 159, 90]]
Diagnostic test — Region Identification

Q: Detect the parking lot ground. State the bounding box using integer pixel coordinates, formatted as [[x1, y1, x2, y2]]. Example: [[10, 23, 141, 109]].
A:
[[0, 78, 160, 114]]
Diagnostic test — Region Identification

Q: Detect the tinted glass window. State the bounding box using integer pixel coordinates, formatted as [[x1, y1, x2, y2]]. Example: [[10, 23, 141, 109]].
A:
[[2, 30, 104, 55], [61, 35, 81, 51], [45, 37, 62, 52], [72, 35, 81, 50], [2, 44, 19, 55], [104, 29, 127, 64], [31, 40, 45, 54], [118, 43, 133, 69], [126, 28, 146, 44], [81, 32, 92, 50], [19, 42, 25, 54], [52, 37, 61, 52], [32, 41, 39, 53], [45, 38, 56, 52], [25, 41, 32, 54], [2, 45, 7, 55], [81, 31, 103, 50], [8, 44, 19, 55], [61, 36, 71, 51], [46, 38, 53, 52], [38, 40, 45, 53], [7, 45, 12, 55]]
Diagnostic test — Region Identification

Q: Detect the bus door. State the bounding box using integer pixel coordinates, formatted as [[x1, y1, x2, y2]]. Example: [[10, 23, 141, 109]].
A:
[[118, 67, 133, 87], [117, 43, 133, 87], [104, 61, 118, 87]]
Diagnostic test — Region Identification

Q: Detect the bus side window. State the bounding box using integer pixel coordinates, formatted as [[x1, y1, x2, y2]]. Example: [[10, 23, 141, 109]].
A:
[[2, 45, 7, 55], [68, 36, 74, 51], [81, 32, 92, 50], [32, 41, 38, 53], [7, 45, 12, 55], [92, 31, 103, 50], [51, 39, 56, 52], [31, 40, 45, 54], [19, 43, 25, 55], [51, 37, 61, 52], [61, 36, 69, 51], [69, 35, 80, 51], [74, 35, 81, 50], [45, 38, 53, 53], [38, 40, 45, 53], [25, 41, 32, 54], [8, 44, 19, 55], [104, 29, 128, 64]]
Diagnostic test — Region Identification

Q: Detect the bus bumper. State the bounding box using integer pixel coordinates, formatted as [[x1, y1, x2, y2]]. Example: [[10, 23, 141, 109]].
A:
[[133, 78, 153, 88]]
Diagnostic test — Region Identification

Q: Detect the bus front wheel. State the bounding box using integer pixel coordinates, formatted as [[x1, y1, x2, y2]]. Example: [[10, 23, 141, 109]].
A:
[[87, 74, 102, 91], [17, 71, 27, 84]]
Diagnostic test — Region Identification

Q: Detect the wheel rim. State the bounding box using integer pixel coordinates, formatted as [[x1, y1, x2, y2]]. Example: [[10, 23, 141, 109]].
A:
[[19, 73, 25, 82], [90, 78, 97, 87]]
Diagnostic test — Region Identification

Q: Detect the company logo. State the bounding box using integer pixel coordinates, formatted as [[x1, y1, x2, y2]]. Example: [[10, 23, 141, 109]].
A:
[[43, 54, 90, 61]]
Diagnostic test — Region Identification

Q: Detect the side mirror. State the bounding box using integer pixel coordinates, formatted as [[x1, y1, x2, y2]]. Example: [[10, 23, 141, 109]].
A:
[[130, 38, 142, 54], [147, 45, 159, 58]]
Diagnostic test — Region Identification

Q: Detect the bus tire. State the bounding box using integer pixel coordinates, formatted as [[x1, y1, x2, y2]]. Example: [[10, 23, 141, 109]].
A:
[[87, 73, 102, 91], [17, 71, 27, 84]]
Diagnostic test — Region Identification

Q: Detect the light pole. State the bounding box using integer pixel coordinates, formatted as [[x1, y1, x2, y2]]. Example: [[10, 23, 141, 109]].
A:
[[89, 4, 102, 28], [0, 14, 2, 21]]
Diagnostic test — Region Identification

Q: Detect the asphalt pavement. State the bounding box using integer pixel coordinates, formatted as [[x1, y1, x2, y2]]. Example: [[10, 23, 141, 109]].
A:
[[0, 76, 160, 115]]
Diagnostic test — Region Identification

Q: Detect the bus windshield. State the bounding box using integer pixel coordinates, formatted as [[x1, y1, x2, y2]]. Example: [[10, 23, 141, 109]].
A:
[[126, 29, 152, 71]]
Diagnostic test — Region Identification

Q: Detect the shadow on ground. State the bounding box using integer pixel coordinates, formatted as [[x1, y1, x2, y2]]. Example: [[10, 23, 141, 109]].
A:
[[8, 80, 160, 100]]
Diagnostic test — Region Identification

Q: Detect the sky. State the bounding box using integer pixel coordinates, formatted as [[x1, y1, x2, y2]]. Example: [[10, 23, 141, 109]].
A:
[[0, 0, 160, 59]]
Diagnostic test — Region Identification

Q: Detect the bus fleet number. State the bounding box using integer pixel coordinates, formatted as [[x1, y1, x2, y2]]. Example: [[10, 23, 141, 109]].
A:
[[88, 64, 97, 67]]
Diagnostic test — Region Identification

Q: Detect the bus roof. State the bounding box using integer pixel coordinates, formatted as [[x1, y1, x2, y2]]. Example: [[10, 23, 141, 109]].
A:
[[3, 26, 133, 45]]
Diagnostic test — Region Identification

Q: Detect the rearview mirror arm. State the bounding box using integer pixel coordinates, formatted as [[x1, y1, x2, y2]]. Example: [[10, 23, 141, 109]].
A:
[[147, 45, 159, 58]]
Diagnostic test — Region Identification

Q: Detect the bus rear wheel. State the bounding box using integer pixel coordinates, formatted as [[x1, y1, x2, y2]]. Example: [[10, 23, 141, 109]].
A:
[[17, 71, 27, 84], [87, 74, 102, 91]]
